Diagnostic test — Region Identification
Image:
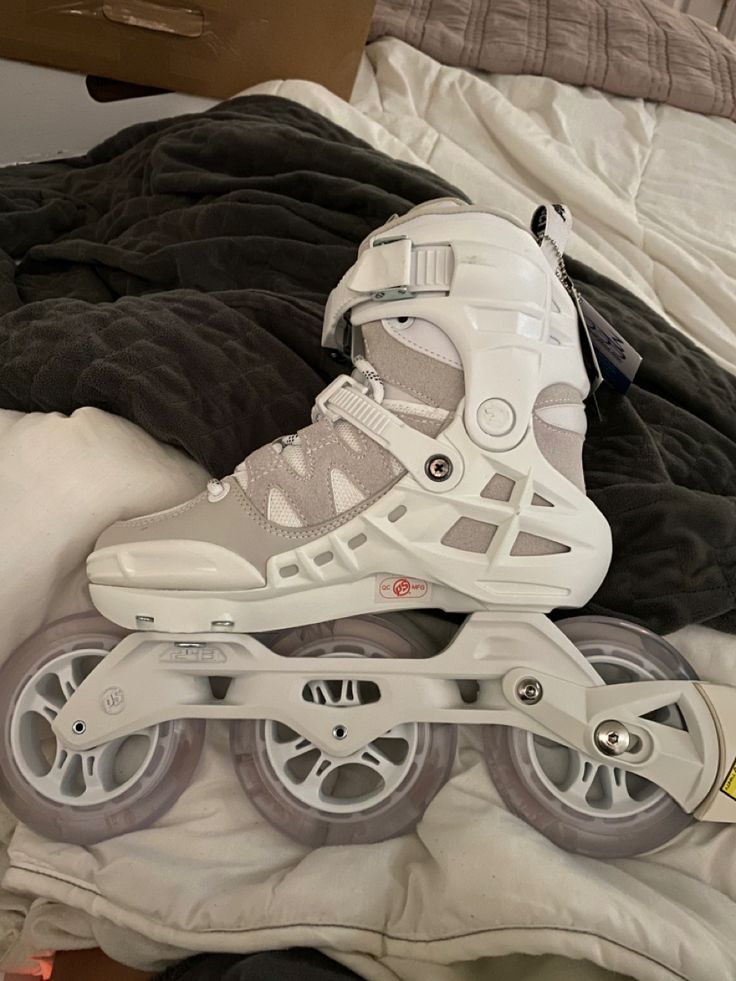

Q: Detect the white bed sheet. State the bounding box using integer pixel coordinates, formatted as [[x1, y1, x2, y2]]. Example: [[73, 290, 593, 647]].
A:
[[1, 38, 735, 981]]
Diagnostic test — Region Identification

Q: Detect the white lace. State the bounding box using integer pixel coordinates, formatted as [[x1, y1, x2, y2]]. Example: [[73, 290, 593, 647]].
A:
[[351, 356, 385, 405], [206, 358, 385, 501]]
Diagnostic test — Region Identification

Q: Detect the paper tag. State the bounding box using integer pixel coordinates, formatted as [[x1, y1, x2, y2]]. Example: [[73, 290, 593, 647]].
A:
[[579, 296, 642, 393], [571, 290, 603, 396]]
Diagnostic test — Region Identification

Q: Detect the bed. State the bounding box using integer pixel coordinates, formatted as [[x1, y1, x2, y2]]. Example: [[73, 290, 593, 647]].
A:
[[1, 16, 735, 981]]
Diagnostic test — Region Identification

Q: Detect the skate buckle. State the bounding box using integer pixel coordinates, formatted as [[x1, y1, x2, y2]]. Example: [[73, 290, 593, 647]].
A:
[[347, 237, 414, 301], [369, 239, 414, 301], [314, 374, 369, 423], [371, 286, 415, 302]]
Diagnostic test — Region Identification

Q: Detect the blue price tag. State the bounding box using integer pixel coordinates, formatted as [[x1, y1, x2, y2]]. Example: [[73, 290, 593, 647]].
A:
[[579, 296, 642, 393]]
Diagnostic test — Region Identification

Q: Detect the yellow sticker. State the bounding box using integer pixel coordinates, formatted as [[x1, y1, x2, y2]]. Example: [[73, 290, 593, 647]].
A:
[[720, 759, 736, 801]]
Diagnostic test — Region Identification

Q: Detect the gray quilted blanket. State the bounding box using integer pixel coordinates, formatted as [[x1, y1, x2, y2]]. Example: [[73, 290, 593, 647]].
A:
[[0, 95, 734, 635], [370, 0, 736, 121]]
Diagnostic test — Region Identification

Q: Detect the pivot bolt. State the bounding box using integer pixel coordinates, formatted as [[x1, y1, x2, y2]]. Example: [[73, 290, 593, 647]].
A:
[[332, 725, 348, 741], [72, 720, 87, 735], [516, 678, 543, 704], [594, 720, 631, 757], [425, 455, 453, 481]]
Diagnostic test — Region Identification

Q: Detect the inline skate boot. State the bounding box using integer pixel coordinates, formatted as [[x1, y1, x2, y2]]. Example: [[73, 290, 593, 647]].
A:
[[1, 199, 735, 857]]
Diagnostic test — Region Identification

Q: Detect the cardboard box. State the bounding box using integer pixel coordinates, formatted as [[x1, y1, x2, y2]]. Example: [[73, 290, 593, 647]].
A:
[[0, 0, 375, 101]]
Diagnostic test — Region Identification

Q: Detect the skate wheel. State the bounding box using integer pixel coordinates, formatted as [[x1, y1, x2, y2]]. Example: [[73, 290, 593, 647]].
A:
[[230, 614, 456, 847], [484, 616, 697, 858], [0, 613, 206, 844]]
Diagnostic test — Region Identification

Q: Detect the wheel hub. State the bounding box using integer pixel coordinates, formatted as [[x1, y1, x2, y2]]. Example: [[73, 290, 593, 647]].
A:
[[484, 616, 697, 857], [11, 648, 158, 807], [230, 615, 457, 846], [525, 648, 684, 820], [263, 655, 421, 815]]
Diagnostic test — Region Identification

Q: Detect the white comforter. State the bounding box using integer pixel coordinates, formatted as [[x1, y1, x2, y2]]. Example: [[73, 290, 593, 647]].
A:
[[1, 39, 735, 981]]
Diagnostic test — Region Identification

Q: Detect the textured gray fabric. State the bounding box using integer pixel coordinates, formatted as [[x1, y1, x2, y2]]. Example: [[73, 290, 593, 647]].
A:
[[0, 95, 459, 479], [369, 0, 736, 121], [362, 322, 464, 411], [536, 384, 582, 409], [97, 317, 466, 556], [95, 480, 383, 577], [441, 516, 498, 552], [482, 473, 515, 502], [534, 384, 586, 492], [512, 532, 570, 556], [242, 419, 397, 526], [235, 316, 463, 528], [532, 494, 554, 507], [393, 410, 445, 436], [534, 418, 585, 493]]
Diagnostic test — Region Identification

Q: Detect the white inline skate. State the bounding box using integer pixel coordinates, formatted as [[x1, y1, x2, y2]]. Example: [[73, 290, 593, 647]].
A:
[[2, 200, 735, 857]]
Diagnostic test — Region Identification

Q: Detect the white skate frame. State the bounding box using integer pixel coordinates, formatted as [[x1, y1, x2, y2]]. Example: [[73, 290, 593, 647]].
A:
[[52, 612, 736, 822]]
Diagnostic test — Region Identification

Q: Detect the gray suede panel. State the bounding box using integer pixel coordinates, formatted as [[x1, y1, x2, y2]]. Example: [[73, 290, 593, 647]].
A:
[[532, 493, 554, 506], [441, 517, 498, 553], [95, 480, 393, 577], [362, 322, 464, 412], [243, 419, 398, 525], [511, 532, 569, 556], [482, 473, 515, 502], [394, 410, 444, 437], [234, 319, 459, 529], [533, 384, 586, 492], [534, 418, 585, 493], [535, 383, 582, 409], [95, 317, 465, 557]]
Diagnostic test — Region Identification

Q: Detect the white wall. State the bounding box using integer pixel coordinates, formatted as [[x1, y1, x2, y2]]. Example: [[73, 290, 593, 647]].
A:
[[0, 58, 216, 166]]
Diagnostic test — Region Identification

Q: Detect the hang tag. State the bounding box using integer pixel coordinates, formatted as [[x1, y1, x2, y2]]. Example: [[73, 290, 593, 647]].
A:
[[579, 296, 642, 393], [571, 289, 603, 396], [529, 200, 639, 398]]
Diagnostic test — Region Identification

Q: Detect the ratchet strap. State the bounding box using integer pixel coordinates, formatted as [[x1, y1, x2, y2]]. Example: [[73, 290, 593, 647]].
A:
[[322, 239, 454, 352], [316, 374, 463, 493], [323, 203, 574, 354]]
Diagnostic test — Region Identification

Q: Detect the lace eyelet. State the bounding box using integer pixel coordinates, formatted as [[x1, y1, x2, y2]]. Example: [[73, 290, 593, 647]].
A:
[[207, 479, 231, 503]]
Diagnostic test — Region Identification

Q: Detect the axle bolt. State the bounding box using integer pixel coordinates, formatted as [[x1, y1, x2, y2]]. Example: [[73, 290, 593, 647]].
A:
[[72, 720, 87, 735], [594, 720, 631, 757], [516, 678, 543, 704], [332, 725, 348, 741]]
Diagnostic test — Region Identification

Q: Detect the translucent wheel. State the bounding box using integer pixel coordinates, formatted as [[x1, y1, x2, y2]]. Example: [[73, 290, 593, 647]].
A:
[[484, 616, 697, 858], [0, 613, 206, 844], [230, 615, 456, 847]]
